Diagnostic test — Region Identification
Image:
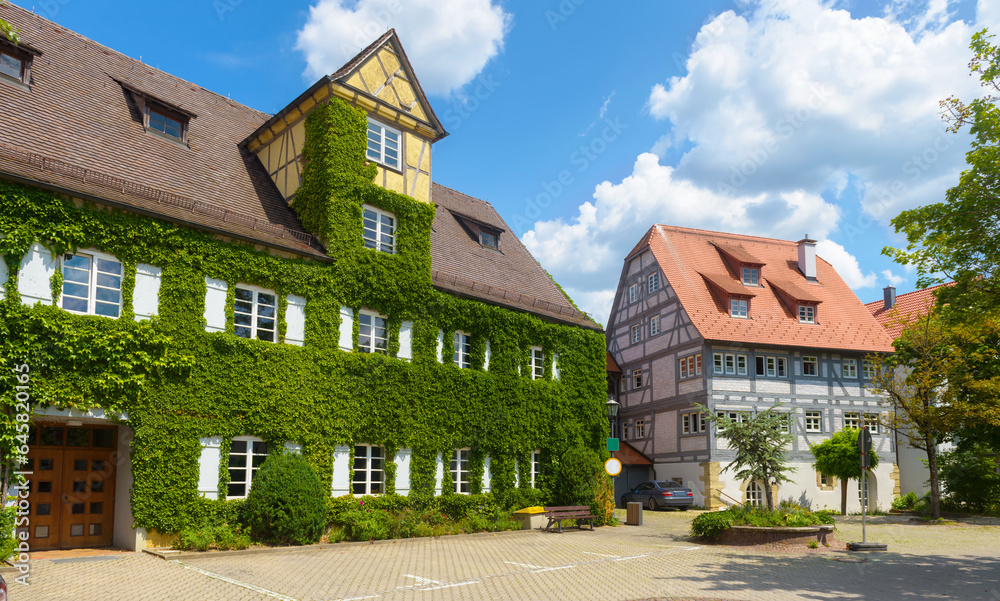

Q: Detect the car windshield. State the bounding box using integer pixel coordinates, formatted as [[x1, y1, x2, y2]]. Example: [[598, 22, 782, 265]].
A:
[[656, 481, 682, 488]]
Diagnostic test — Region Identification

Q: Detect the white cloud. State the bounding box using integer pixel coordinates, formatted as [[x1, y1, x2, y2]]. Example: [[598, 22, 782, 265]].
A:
[[882, 269, 907, 286], [564, 287, 616, 328], [817, 240, 878, 289], [296, 0, 511, 96], [524, 0, 999, 319]]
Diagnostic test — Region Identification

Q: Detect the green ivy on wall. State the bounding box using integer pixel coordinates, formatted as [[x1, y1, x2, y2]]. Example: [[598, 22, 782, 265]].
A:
[[0, 97, 607, 535]]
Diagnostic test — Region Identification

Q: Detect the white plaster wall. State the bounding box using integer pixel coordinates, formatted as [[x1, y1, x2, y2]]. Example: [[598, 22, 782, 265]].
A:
[[712, 379, 752, 393], [653, 462, 709, 507], [756, 380, 791, 394], [112, 425, 142, 551]]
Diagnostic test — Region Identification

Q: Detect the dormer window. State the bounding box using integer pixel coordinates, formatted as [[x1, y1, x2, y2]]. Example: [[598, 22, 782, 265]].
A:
[[0, 39, 39, 89], [798, 304, 816, 324], [730, 297, 749, 318], [366, 119, 401, 170], [479, 228, 499, 250], [742, 267, 759, 286], [144, 103, 188, 142]]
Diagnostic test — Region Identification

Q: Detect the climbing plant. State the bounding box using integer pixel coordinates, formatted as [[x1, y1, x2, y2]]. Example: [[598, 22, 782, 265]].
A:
[[0, 97, 607, 535]]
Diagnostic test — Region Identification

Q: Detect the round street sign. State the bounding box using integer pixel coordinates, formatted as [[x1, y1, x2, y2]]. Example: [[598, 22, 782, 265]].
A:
[[605, 458, 622, 476], [858, 428, 873, 453]]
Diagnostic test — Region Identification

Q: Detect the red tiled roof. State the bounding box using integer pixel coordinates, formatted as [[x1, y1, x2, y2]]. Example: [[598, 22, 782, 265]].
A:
[[865, 283, 952, 339], [606, 352, 622, 374], [614, 441, 652, 466], [642, 225, 894, 352]]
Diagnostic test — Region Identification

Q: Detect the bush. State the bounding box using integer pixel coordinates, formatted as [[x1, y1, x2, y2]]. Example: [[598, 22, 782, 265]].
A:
[[550, 446, 616, 525], [214, 524, 251, 550], [244, 453, 327, 545], [938, 446, 1000, 513], [0, 504, 18, 563], [176, 525, 215, 551], [691, 511, 734, 539], [892, 492, 920, 510], [690, 505, 835, 540]]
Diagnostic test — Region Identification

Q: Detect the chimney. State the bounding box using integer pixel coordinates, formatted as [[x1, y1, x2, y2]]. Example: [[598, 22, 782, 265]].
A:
[[797, 235, 817, 281], [883, 286, 896, 311]]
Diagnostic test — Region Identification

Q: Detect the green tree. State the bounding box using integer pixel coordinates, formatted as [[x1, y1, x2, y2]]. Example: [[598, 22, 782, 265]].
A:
[[697, 405, 795, 511], [810, 428, 880, 515], [937, 444, 1000, 513]]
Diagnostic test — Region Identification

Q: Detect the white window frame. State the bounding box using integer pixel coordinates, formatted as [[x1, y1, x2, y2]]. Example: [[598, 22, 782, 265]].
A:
[[635, 419, 645, 438], [731, 297, 749, 318], [352, 444, 385, 496], [454, 331, 472, 369], [649, 314, 660, 336], [716, 411, 747, 424], [530, 450, 541, 488], [628, 283, 638, 304], [754, 356, 788, 378], [233, 284, 278, 343], [742, 267, 759, 286], [648, 273, 659, 294], [679, 355, 702, 379], [863, 360, 877, 380], [529, 346, 544, 380], [864, 413, 881, 435], [798, 304, 815, 324], [803, 356, 819, 376], [842, 359, 858, 379], [778, 413, 792, 433], [844, 412, 861, 430], [60, 250, 123, 318], [227, 436, 268, 499], [631, 368, 643, 389], [630, 324, 641, 344], [682, 412, 705, 434], [362, 204, 396, 254], [451, 448, 471, 494], [713, 352, 747, 376], [366, 118, 401, 169], [358, 310, 389, 354], [746, 481, 765, 507], [805, 411, 822, 433]]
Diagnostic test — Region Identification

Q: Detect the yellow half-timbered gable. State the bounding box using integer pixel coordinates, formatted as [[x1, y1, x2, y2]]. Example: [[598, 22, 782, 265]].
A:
[[245, 31, 446, 205]]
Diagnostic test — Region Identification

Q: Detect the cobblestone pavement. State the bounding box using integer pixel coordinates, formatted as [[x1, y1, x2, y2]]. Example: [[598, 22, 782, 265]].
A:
[[8, 510, 1000, 601]]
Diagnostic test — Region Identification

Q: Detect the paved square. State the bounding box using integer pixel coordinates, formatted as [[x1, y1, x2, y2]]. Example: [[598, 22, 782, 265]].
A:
[[7, 511, 1000, 600]]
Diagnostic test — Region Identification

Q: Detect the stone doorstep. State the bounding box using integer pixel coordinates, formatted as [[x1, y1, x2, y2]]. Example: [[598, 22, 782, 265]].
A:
[[144, 525, 558, 561]]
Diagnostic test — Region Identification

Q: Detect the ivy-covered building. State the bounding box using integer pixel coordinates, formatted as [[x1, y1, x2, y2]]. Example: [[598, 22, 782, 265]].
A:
[[0, 5, 605, 551]]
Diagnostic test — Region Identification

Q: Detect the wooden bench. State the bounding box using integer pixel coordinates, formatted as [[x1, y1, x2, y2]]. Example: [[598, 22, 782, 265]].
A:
[[543, 505, 596, 533]]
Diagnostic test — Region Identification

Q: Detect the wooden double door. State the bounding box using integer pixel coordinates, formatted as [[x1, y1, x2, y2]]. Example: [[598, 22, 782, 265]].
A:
[[24, 424, 117, 550]]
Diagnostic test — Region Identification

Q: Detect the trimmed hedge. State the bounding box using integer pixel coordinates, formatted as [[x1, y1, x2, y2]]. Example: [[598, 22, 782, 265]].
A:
[[244, 453, 327, 545]]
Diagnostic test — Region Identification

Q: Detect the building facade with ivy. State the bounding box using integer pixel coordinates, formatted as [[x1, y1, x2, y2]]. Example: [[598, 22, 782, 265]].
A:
[[607, 225, 897, 512], [0, 5, 605, 551]]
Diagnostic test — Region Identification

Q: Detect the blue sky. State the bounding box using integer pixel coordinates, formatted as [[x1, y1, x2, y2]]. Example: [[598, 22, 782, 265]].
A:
[[25, 0, 998, 325]]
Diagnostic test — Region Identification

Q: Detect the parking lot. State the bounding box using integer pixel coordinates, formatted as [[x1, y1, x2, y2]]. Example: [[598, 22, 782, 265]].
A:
[[7, 510, 1000, 601]]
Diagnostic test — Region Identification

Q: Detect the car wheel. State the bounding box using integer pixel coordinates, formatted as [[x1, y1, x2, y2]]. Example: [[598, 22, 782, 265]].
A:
[[646, 497, 657, 511]]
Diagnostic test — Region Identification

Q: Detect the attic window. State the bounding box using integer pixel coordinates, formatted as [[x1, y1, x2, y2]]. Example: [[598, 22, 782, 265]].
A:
[[145, 103, 188, 143], [730, 297, 749, 318], [0, 52, 23, 80], [0, 40, 36, 88], [479, 228, 499, 250], [367, 119, 401, 170], [798, 304, 816, 324], [742, 267, 759, 286]]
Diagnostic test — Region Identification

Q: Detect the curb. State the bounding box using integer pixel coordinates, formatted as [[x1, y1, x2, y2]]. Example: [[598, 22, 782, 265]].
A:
[[144, 525, 565, 561]]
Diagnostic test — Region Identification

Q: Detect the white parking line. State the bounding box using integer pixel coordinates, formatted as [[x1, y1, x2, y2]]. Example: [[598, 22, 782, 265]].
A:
[[404, 575, 441, 585], [503, 561, 544, 569], [172, 561, 300, 601], [582, 552, 619, 557], [422, 579, 481, 591]]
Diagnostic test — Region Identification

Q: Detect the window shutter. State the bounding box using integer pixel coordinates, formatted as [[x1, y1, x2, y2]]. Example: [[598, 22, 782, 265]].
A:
[[434, 452, 444, 495], [331, 445, 351, 496], [339, 306, 354, 351], [283, 441, 302, 454], [18, 242, 56, 306], [197, 436, 223, 500], [398, 320, 413, 360], [394, 448, 412, 496], [133, 263, 162, 321], [484, 340, 491, 371], [285, 294, 306, 346], [482, 455, 492, 493], [203, 277, 228, 332], [436, 330, 444, 363], [553, 354, 560, 381], [0, 255, 7, 300]]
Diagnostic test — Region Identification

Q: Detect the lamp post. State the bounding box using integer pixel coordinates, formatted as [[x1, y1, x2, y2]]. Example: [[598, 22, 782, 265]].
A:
[[605, 395, 620, 438]]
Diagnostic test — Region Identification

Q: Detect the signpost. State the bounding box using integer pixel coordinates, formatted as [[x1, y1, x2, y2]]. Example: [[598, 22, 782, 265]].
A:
[[847, 427, 887, 551]]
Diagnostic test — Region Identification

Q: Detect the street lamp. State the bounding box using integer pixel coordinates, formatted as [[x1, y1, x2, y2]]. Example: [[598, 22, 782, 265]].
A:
[[605, 394, 619, 437]]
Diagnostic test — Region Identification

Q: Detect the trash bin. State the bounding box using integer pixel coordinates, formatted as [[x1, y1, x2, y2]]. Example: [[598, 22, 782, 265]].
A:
[[626, 502, 643, 526]]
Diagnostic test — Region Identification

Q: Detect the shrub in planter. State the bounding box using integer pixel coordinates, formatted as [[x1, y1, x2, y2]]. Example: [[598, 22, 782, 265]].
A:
[[892, 492, 920, 511], [244, 453, 327, 545], [214, 524, 251, 550], [176, 525, 215, 551], [691, 511, 734, 539], [341, 509, 393, 540]]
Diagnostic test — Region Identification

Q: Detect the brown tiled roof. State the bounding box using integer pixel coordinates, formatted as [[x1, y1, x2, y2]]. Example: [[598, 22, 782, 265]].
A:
[[606, 352, 622, 374], [614, 441, 652, 466], [0, 4, 323, 257], [641, 225, 894, 352], [712, 242, 764, 265], [431, 184, 599, 330], [865, 283, 952, 339]]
